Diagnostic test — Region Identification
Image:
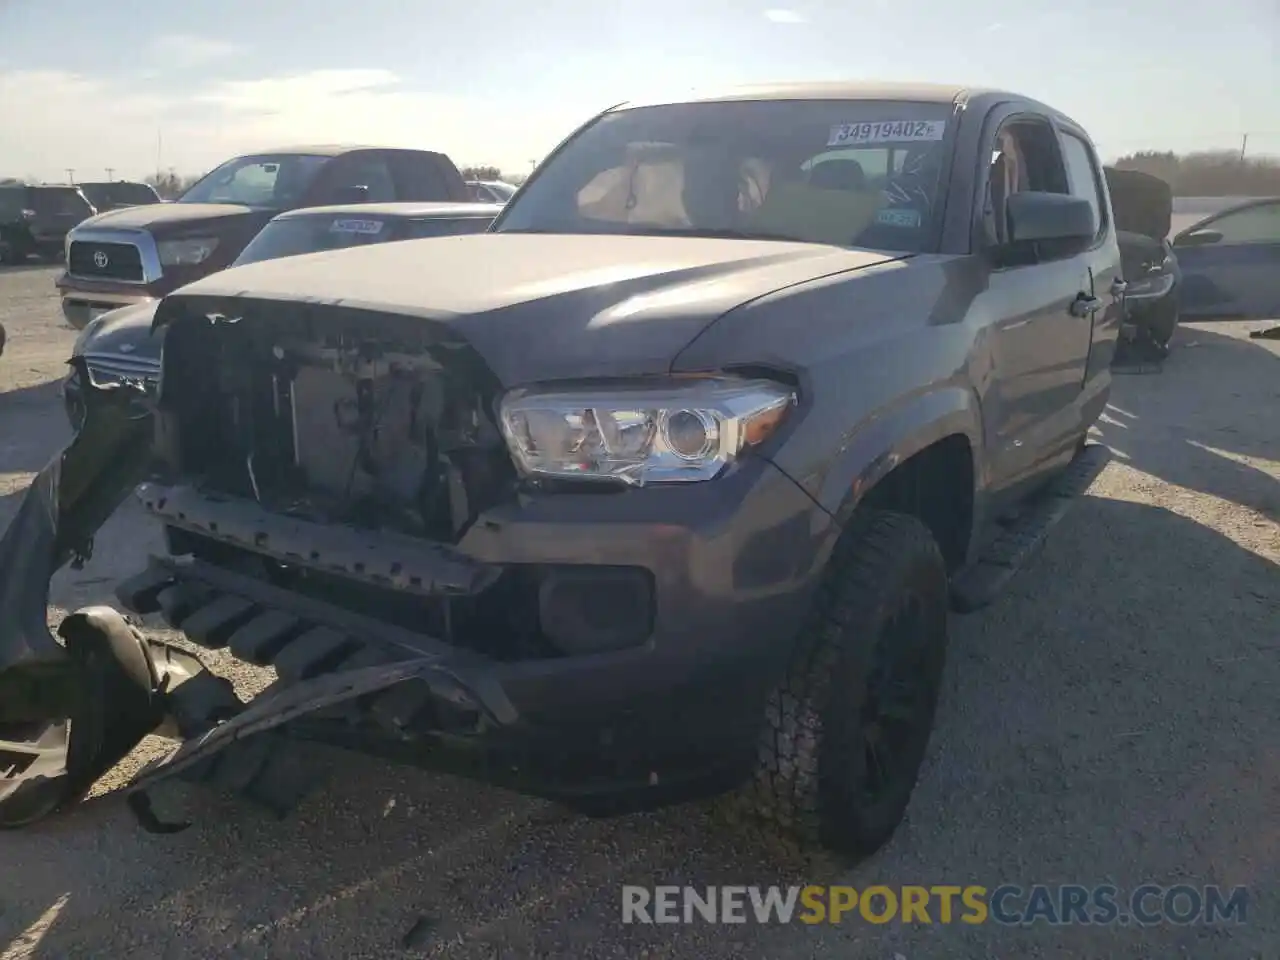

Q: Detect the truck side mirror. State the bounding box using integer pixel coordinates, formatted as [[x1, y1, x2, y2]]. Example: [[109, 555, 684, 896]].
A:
[[1005, 192, 1096, 245]]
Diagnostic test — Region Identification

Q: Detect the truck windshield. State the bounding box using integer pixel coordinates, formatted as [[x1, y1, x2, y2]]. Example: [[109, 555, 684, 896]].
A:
[[233, 214, 406, 266], [497, 99, 953, 252], [179, 154, 331, 208]]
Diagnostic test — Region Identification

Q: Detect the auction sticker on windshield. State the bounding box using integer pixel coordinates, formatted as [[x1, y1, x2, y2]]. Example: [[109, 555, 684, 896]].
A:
[[875, 208, 923, 228], [828, 120, 946, 147], [330, 219, 384, 234]]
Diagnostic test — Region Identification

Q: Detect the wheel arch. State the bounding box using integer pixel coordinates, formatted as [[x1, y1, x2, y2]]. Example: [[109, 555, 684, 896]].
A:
[[814, 385, 984, 572]]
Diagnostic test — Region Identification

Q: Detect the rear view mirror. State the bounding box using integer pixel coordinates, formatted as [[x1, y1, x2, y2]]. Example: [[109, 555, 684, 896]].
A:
[[1005, 192, 1096, 245], [1174, 229, 1222, 248]]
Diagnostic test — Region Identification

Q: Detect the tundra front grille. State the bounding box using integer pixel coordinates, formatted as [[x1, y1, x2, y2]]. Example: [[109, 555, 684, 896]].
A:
[[68, 241, 144, 282]]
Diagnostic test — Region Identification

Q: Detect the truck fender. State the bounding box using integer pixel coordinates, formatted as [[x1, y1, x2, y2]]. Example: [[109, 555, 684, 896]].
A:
[[817, 384, 985, 531]]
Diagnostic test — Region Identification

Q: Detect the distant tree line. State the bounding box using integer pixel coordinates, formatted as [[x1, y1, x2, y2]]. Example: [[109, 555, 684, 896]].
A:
[[1111, 150, 1280, 196]]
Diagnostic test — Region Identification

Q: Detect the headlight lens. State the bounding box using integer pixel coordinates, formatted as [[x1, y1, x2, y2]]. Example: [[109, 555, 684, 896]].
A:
[[499, 377, 795, 485], [157, 237, 218, 266]]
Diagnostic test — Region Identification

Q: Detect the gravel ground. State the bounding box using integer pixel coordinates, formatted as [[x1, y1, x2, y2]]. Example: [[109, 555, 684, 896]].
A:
[[1, 265, 1277, 960]]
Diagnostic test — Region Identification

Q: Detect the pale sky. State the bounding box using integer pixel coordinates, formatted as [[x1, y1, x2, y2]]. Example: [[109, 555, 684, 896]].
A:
[[1, 0, 1276, 182]]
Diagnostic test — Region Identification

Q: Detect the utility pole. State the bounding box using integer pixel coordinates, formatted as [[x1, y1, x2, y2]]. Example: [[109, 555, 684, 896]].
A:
[[1239, 133, 1248, 162], [105, 167, 114, 181], [65, 168, 75, 184]]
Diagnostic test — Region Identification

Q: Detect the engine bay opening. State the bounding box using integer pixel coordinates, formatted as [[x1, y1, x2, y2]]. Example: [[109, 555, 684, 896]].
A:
[[158, 300, 518, 545]]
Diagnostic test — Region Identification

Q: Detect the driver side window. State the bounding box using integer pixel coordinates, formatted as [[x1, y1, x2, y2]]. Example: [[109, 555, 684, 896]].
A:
[[1186, 201, 1280, 246], [981, 119, 1069, 257], [322, 155, 397, 203]]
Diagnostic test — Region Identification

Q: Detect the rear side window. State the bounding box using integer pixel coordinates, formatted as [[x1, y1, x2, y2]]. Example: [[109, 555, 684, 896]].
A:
[[390, 153, 455, 201], [1059, 132, 1107, 238], [326, 155, 397, 203]]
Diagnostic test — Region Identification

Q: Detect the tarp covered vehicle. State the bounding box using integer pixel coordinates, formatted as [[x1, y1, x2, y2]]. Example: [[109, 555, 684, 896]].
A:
[[1103, 167, 1180, 360]]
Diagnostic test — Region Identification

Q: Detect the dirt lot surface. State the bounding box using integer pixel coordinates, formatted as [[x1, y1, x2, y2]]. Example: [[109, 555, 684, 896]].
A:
[[1, 264, 1277, 959]]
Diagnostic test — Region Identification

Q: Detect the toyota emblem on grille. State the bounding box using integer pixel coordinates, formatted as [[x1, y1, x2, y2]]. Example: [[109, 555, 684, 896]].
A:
[[92, 250, 109, 269]]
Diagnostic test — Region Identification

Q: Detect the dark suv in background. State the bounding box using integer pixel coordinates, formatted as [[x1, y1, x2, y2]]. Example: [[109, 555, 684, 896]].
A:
[[76, 181, 163, 213], [0, 182, 95, 264], [56, 145, 472, 328]]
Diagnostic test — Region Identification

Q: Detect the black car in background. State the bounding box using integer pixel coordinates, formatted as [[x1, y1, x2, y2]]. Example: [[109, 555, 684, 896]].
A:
[[76, 181, 163, 213], [0, 183, 96, 263], [1171, 196, 1280, 321], [1104, 167, 1180, 358], [63, 200, 502, 428]]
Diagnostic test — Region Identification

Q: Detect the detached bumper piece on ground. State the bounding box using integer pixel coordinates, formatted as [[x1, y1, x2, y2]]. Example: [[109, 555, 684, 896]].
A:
[[0, 370, 524, 829]]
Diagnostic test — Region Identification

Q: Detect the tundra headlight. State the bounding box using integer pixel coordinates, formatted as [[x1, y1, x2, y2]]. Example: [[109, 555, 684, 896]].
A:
[[157, 237, 218, 266], [499, 377, 795, 485]]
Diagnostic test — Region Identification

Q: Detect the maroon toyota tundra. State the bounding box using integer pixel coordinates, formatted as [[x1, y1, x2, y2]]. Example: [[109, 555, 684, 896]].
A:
[[56, 145, 470, 329]]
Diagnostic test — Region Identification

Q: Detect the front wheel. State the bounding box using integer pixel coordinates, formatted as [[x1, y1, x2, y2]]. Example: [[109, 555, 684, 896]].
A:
[[740, 510, 950, 862]]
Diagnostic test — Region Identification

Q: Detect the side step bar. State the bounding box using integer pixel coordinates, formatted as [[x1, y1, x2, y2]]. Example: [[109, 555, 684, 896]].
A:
[[950, 442, 1111, 613]]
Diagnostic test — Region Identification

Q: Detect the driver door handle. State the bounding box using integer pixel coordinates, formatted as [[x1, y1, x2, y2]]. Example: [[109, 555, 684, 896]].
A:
[[1070, 294, 1102, 318]]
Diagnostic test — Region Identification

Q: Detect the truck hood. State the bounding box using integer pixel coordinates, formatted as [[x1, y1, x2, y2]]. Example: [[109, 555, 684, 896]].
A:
[[78, 202, 269, 234], [164, 233, 906, 385], [76, 300, 163, 359]]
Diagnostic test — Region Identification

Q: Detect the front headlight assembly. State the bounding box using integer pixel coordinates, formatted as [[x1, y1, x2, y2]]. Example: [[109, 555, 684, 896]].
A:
[[499, 377, 795, 485], [157, 237, 218, 267]]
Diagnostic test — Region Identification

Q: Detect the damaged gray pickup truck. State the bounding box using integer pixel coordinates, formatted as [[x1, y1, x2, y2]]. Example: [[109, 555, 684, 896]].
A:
[[0, 82, 1121, 860]]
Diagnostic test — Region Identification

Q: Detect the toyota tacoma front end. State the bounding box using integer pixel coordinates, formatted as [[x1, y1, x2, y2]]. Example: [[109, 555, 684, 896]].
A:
[[1, 84, 1117, 862]]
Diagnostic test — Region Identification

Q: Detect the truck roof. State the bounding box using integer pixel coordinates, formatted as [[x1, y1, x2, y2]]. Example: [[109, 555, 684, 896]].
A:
[[635, 81, 981, 104], [618, 81, 1082, 131], [271, 201, 504, 221], [245, 144, 450, 157]]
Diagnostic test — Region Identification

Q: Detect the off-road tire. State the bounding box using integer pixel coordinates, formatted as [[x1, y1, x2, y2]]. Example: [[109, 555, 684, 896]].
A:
[[740, 510, 950, 862]]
